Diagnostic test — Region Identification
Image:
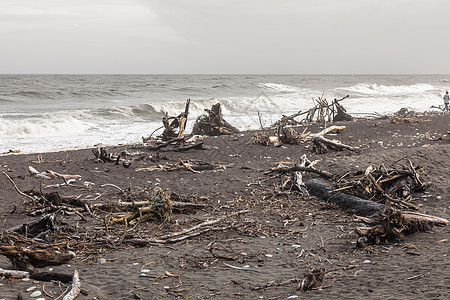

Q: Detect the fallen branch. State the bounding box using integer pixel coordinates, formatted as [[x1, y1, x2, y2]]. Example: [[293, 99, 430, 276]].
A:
[[266, 165, 333, 179], [2, 171, 35, 202], [125, 210, 249, 245], [312, 135, 357, 153]]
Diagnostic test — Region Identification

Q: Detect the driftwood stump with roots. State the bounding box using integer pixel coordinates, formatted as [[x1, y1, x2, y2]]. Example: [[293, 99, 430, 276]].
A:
[[192, 103, 239, 136]]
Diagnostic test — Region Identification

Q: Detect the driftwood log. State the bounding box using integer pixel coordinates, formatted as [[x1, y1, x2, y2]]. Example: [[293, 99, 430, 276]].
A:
[[62, 270, 81, 300], [312, 135, 357, 153], [0, 268, 29, 279], [7, 213, 55, 237], [306, 179, 384, 216], [192, 103, 239, 136], [306, 179, 448, 242], [0, 246, 74, 271], [266, 165, 333, 180]]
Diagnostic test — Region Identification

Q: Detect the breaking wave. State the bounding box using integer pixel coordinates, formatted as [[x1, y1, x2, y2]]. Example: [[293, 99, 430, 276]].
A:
[[257, 83, 299, 93], [0, 114, 90, 139]]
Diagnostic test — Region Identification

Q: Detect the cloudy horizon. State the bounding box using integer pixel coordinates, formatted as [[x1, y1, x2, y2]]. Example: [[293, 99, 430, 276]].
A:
[[1, 0, 449, 74]]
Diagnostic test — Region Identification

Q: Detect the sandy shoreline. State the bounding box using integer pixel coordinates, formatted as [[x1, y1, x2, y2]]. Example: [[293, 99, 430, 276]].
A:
[[1, 113, 449, 299]]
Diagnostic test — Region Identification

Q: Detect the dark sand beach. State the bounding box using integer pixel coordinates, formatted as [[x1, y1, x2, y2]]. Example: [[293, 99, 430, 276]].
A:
[[1, 113, 449, 299]]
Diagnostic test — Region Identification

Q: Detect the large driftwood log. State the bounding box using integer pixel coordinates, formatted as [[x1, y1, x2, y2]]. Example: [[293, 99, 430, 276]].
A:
[[306, 179, 384, 216], [306, 179, 448, 238], [192, 103, 239, 136], [0, 246, 74, 271]]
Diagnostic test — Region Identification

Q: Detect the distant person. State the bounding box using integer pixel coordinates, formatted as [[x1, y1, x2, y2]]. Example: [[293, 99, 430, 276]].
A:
[[444, 91, 449, 112]]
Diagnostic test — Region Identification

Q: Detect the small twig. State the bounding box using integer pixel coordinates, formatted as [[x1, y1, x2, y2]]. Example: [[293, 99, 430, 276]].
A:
[[43, 283, 55, 298], [178, 158, 200, 174], [100, 183, 124, 193], [406, 274, 424, 280], [223, 262, 260, 272]]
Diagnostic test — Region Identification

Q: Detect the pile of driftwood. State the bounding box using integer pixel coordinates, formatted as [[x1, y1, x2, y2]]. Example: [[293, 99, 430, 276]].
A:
[[1, 167, 249, 298], [303, 95, 352, 123], [271, 95, 352, 129], [143, 101, 239, 142], [335, 161, 428, 210], [253, 124, 358, 154], [390, 107, 429, 124], [303, 160, 448, 244]]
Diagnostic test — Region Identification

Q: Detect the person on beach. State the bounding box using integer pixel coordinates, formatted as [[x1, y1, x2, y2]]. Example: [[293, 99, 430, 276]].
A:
[[444, 91, 449, 112]]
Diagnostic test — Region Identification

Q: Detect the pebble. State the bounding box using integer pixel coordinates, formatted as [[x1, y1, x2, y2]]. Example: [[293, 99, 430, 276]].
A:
[[68, 250, 76, 258], [288, 296, 299, 299], [26, 286, 37, 292], [21, 278, 30, 281], [436, 196, 442, 200], [363, 260, 371, 264], [132, 262, 139, 266], [30, 291, 42, 297], [265, 254, 273, 258], [48, 268, 54, 271], [141, 269, 150, 273], [291, 244, 301, 248], [97, 258, 107, 264]]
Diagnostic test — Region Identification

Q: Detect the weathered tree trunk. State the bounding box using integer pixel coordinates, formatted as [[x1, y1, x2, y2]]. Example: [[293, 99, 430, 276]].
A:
[[306, 179, 384, 216]]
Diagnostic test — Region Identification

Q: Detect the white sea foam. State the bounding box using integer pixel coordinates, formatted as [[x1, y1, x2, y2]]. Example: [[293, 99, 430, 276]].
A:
[[339, 83, 434, 95]]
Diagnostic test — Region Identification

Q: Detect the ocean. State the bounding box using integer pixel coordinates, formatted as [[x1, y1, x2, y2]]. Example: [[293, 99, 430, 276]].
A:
[[1, 74, 449, 153]]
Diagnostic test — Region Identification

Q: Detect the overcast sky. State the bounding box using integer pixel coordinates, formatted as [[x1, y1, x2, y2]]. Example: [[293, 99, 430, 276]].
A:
[[1, 0, 449, 74]]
